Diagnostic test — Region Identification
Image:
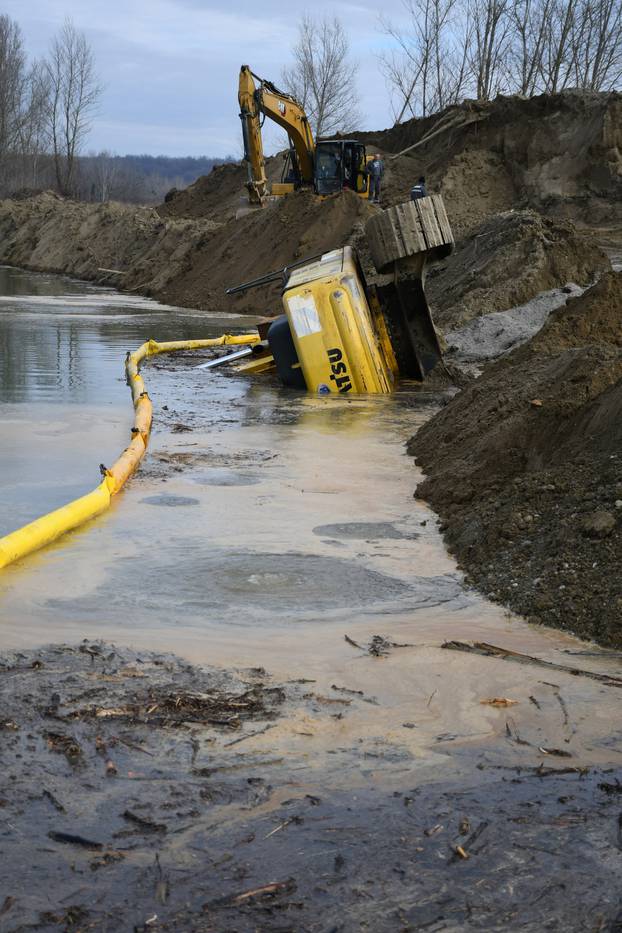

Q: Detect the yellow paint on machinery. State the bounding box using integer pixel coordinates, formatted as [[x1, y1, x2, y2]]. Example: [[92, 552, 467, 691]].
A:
[[0, 333, 259, 570], [282, 247, 398, 394]]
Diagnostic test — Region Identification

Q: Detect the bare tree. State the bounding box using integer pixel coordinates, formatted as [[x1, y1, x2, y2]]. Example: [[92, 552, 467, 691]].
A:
[[282, 15, 362, 137], [538, 0, 578, 91], [380, 0, 471, 122], [0, 15, 27, 184], [466, 0, 512, 98], [16, 61, 50, 189], [44, 18, 101, 196], [510, 0, 552, 94], [570, 0, 622, 89], [93, 149, 118, 201]]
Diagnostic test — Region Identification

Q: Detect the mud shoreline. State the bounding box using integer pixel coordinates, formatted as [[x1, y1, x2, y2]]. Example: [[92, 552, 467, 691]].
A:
[[2, 642, 622, 931], [412, 272, 622, 649]]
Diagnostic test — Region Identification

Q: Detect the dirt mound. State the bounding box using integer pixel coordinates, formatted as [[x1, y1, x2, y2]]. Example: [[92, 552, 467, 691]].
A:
[[361, 90, 622, 233], [412, 272, 622, 647], [0, 193, 222, 297], [0, 188, 372, 314], [427, 210, 610, 329], [159, 187, 374, 314], [159, 155, 287, 224]]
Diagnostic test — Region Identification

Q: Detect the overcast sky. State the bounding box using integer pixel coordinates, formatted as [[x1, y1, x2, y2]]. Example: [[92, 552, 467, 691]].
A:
[[4, 0, 409, 158]]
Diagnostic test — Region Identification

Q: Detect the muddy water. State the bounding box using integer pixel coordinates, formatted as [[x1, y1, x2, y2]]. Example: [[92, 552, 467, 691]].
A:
[[1, 266, 621, 792]]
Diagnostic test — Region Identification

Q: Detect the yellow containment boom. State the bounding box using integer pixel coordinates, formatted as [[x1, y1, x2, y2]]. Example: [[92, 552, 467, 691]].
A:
[[0, 333, 259, 570]]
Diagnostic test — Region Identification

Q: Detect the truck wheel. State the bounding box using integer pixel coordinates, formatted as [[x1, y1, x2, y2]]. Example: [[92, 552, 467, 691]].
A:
[[365, 194, 454, 274]]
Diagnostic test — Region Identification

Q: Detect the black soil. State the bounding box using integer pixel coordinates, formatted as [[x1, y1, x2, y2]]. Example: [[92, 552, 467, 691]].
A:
[[412, 272, 622, 647], [1, 643, 621, 932]]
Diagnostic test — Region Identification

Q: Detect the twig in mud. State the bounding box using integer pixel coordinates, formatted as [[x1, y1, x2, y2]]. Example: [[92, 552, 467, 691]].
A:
[[555, 692, 570, 727], [331, 684, 364, 696], [121, 810, 167, 834], [344, 635, 363, 650], [450, 821, 488, 862], [481, 697, 519, 707], [442, 642, 622, 687], [0, 897, 15, 917], [224, 724, 275, 747], [505, 718, 531, 746], [48, 831, 103, 850], [205, 878, 297, 908], [426, 689, 437, 707], [529, 695, 542, 710], [118, 736, 155, 757], [42, 789, 65, 812], [264, 818, 296, 839]]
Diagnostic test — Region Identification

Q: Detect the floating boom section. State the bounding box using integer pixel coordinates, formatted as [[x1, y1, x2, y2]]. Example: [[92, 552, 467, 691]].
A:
[[0, 333, 259, 570], [238, 65, 315, 203]]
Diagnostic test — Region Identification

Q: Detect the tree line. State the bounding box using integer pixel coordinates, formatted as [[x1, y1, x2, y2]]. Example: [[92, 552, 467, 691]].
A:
[[0, 14, 232, 203], [379, 0, 622, 120], [1, 6, 620, 204], [281, 6, 621, 140]]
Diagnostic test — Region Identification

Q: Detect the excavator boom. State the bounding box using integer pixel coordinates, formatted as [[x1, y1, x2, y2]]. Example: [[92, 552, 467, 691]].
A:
[[238, 65, 315, 203]]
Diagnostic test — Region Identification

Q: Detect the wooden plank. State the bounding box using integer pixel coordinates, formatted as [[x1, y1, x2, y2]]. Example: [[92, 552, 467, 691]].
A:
[[415, 197, 444, 249], [431, 195, 454, 245]]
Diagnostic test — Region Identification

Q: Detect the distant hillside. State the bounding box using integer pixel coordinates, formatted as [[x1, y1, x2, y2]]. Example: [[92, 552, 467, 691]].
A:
[[115, 155, 233, 187], [75, 153, 236, 204]]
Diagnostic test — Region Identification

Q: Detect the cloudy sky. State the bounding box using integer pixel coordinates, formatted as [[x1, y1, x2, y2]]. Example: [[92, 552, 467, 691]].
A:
[[6, 0, 410, 158]]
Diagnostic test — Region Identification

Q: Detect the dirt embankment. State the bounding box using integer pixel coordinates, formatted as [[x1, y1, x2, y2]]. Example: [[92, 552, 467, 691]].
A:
[[412, 272, 622, 648], [427, 210, 610, 330], [0, 188, 372, 316], [362, 90, 622, 233]]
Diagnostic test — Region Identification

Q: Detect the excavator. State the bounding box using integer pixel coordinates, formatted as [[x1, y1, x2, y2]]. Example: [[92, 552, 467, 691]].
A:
[[238, 64, 369, 204], [221, 195, 455, 392]]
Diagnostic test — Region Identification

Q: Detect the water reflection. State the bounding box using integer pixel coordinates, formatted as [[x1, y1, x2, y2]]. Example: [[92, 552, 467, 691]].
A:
[[0, 265, 258, 405], [0, 265, 259, 530]]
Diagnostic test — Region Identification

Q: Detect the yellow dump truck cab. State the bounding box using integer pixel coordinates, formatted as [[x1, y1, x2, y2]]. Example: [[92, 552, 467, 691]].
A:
[[278, 247, 397, 394]]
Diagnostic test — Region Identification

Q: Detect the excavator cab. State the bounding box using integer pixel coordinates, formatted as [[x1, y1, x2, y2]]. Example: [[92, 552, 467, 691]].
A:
[[314, 140, 368, 196]]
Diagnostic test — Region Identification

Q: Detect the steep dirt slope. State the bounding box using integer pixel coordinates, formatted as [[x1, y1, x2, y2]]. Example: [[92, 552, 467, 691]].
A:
[[160, 91, 622, 236], [426, 210, 610, 329], [158, 188, 373, 314], [412, 272, 622, 647], [361, 90, 622, 233], [0, 189, 372, 316], [158, 154, 286, 224]]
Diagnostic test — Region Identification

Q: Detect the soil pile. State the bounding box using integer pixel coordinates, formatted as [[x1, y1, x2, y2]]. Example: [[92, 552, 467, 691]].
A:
[[427, 210, 610, 329], [0, 192, 220, 297], [412, 272, 622, 647], [0, 188, 372, 315], [159, 187, 373, 314], [364, 90, 622, 232], [159, 155, 286, 224]]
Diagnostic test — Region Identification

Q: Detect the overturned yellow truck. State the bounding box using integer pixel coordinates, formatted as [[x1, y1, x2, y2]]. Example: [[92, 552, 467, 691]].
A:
[[225, 195, 454, 392]]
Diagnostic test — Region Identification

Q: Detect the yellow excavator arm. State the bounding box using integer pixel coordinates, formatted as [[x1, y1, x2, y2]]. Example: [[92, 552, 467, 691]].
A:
[[238, 65, 315, 203]]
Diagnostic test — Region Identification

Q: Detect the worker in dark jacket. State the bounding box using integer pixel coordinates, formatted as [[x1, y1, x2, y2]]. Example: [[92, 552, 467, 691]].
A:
[[410, 176, 427, 200], [367, 154, 384, 203]]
